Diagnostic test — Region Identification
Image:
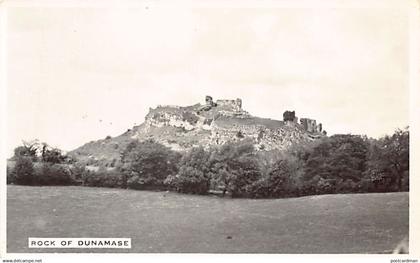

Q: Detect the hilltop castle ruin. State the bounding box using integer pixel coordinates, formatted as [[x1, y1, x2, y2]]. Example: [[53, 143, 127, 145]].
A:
[[71, 95, 328, 164], [145, 95, 325, 137], [199, 95, 243, 113], [282, 109, 324, 134]]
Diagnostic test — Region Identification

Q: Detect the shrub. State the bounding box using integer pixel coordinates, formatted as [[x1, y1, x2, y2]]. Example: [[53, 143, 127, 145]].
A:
[[335, 178, 359, 193], [120, 140, 181, 190], [165, 147, 212, 194], [182, 111, 199, 125], [210, 140, 262, 197], [236, 131, 245, 138], [302, 134, 369, 194], [249, 158, 302, 198], [314, 177, 335, 195], [41, 145, 66, 164], [69, 164, 91, 185], [13, 142, 38, 161], [165, 167, 209, 194], [34, 163, 75, 186], [83, 167, 125, 188], [7, 166, 15, 184], [13, 157, 35, 185], [247, 178, 270, 198], [364, 128, 409, 192], [126, 175, 163, 190]]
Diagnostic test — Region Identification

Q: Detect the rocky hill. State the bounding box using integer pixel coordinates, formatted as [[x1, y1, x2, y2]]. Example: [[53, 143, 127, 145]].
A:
[[69, 96, 327, 166]]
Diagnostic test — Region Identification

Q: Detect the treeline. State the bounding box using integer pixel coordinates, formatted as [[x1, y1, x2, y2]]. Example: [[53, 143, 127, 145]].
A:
[[7, 141, 75, 186], [7, 128, 409, 198]]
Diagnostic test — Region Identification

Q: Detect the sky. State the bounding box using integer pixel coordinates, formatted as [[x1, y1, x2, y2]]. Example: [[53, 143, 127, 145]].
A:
[[4, 4, 410, 156]]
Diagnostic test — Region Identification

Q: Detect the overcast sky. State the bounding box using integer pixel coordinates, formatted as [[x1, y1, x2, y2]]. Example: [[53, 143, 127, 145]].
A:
[[5, 5, 410, 155]]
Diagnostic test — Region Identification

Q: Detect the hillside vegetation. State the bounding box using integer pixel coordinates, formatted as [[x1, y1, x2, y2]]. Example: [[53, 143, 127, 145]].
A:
[[7, 127, 409, 198]]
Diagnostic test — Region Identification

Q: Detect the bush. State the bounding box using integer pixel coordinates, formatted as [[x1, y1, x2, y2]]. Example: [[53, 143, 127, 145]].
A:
[[364, 128, 409, 192], [41, 146, 66, 164], [7, 166, 15, 184], [13, 157, 35, 185], [126, 175, 164, 190], [120, 140, 181, 190], [210, 140, 262, 197], [335, 178, 359, 193], [69, 164, 91, 185], [249, 158, 302, 198], [13, 143, 38, 161], [165, 168, 209, 194], [165, 147, 212, 194], [182, 111, 199, 125], [34, 163, 75, 186], [247, 177, 270, 198], [302, 134, 369, 195], [83, 167, 126, 188]]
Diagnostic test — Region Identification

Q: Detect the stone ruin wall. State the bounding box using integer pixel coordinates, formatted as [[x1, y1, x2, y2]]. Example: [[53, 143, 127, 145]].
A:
[[299, 118, 323, 133], [283, 110, 324, 134], [210, 123, 309, 151], [215, 99, 242, 112], [300, 118, 317, 133], [143, 100, 326, 151], [204, 95, 242, 111]]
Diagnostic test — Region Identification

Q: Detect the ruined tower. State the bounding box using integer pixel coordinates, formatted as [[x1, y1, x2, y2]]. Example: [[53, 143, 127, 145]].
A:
[[205, 95, 214, 107], [283, 111, 296, 122], [300, 118, 317, 133], [235, 98, 242, 111]]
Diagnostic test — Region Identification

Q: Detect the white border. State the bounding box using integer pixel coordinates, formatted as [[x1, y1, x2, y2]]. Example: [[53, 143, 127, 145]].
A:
[[0, 0, 8, 258], [409, 1, 420, 257], [0, 0, 419, 262]]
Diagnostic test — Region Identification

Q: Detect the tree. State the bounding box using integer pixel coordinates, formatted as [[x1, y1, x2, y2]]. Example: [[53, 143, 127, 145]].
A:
[[250, 155, 303, 198], [365, 128, 409, 191], [165, 146, 212, 194], [13, 140, 40, 161], [13, 140, 67, 164], [210, 139, 261, 197], [69, 163, 90, 186], [13, 157, 35, 185], [120, 140, 181, 190], [82, 166, 125, 188], [41, 143, 66, 164], [268, 157, 303, 197], [7, 166, 15, 184], [34, 163, 74, 186], [303, 134, 369, 194]]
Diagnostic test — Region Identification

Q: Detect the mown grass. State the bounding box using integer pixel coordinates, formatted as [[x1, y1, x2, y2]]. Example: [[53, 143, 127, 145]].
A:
[[7, 185, 408, 253]]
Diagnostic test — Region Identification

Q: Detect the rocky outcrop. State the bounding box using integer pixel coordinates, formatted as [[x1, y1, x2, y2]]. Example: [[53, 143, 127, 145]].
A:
[[141, 99, 326, 151], [69, 96, 327, 165]]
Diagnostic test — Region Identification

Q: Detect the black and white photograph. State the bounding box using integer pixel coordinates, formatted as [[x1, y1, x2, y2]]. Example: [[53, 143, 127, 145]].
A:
[[0, 0, 418, 262]]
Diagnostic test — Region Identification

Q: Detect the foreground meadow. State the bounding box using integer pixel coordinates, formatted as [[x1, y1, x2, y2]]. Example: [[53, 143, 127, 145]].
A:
[[7, 185, 408, 253]]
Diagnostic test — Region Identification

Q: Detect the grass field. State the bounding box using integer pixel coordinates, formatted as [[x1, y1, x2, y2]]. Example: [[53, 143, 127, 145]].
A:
[[7, 185, 409, 253]]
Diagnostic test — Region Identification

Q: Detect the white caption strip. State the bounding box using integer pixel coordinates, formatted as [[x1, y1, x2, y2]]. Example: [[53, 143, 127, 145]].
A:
[[28, 238, 131, 248]]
